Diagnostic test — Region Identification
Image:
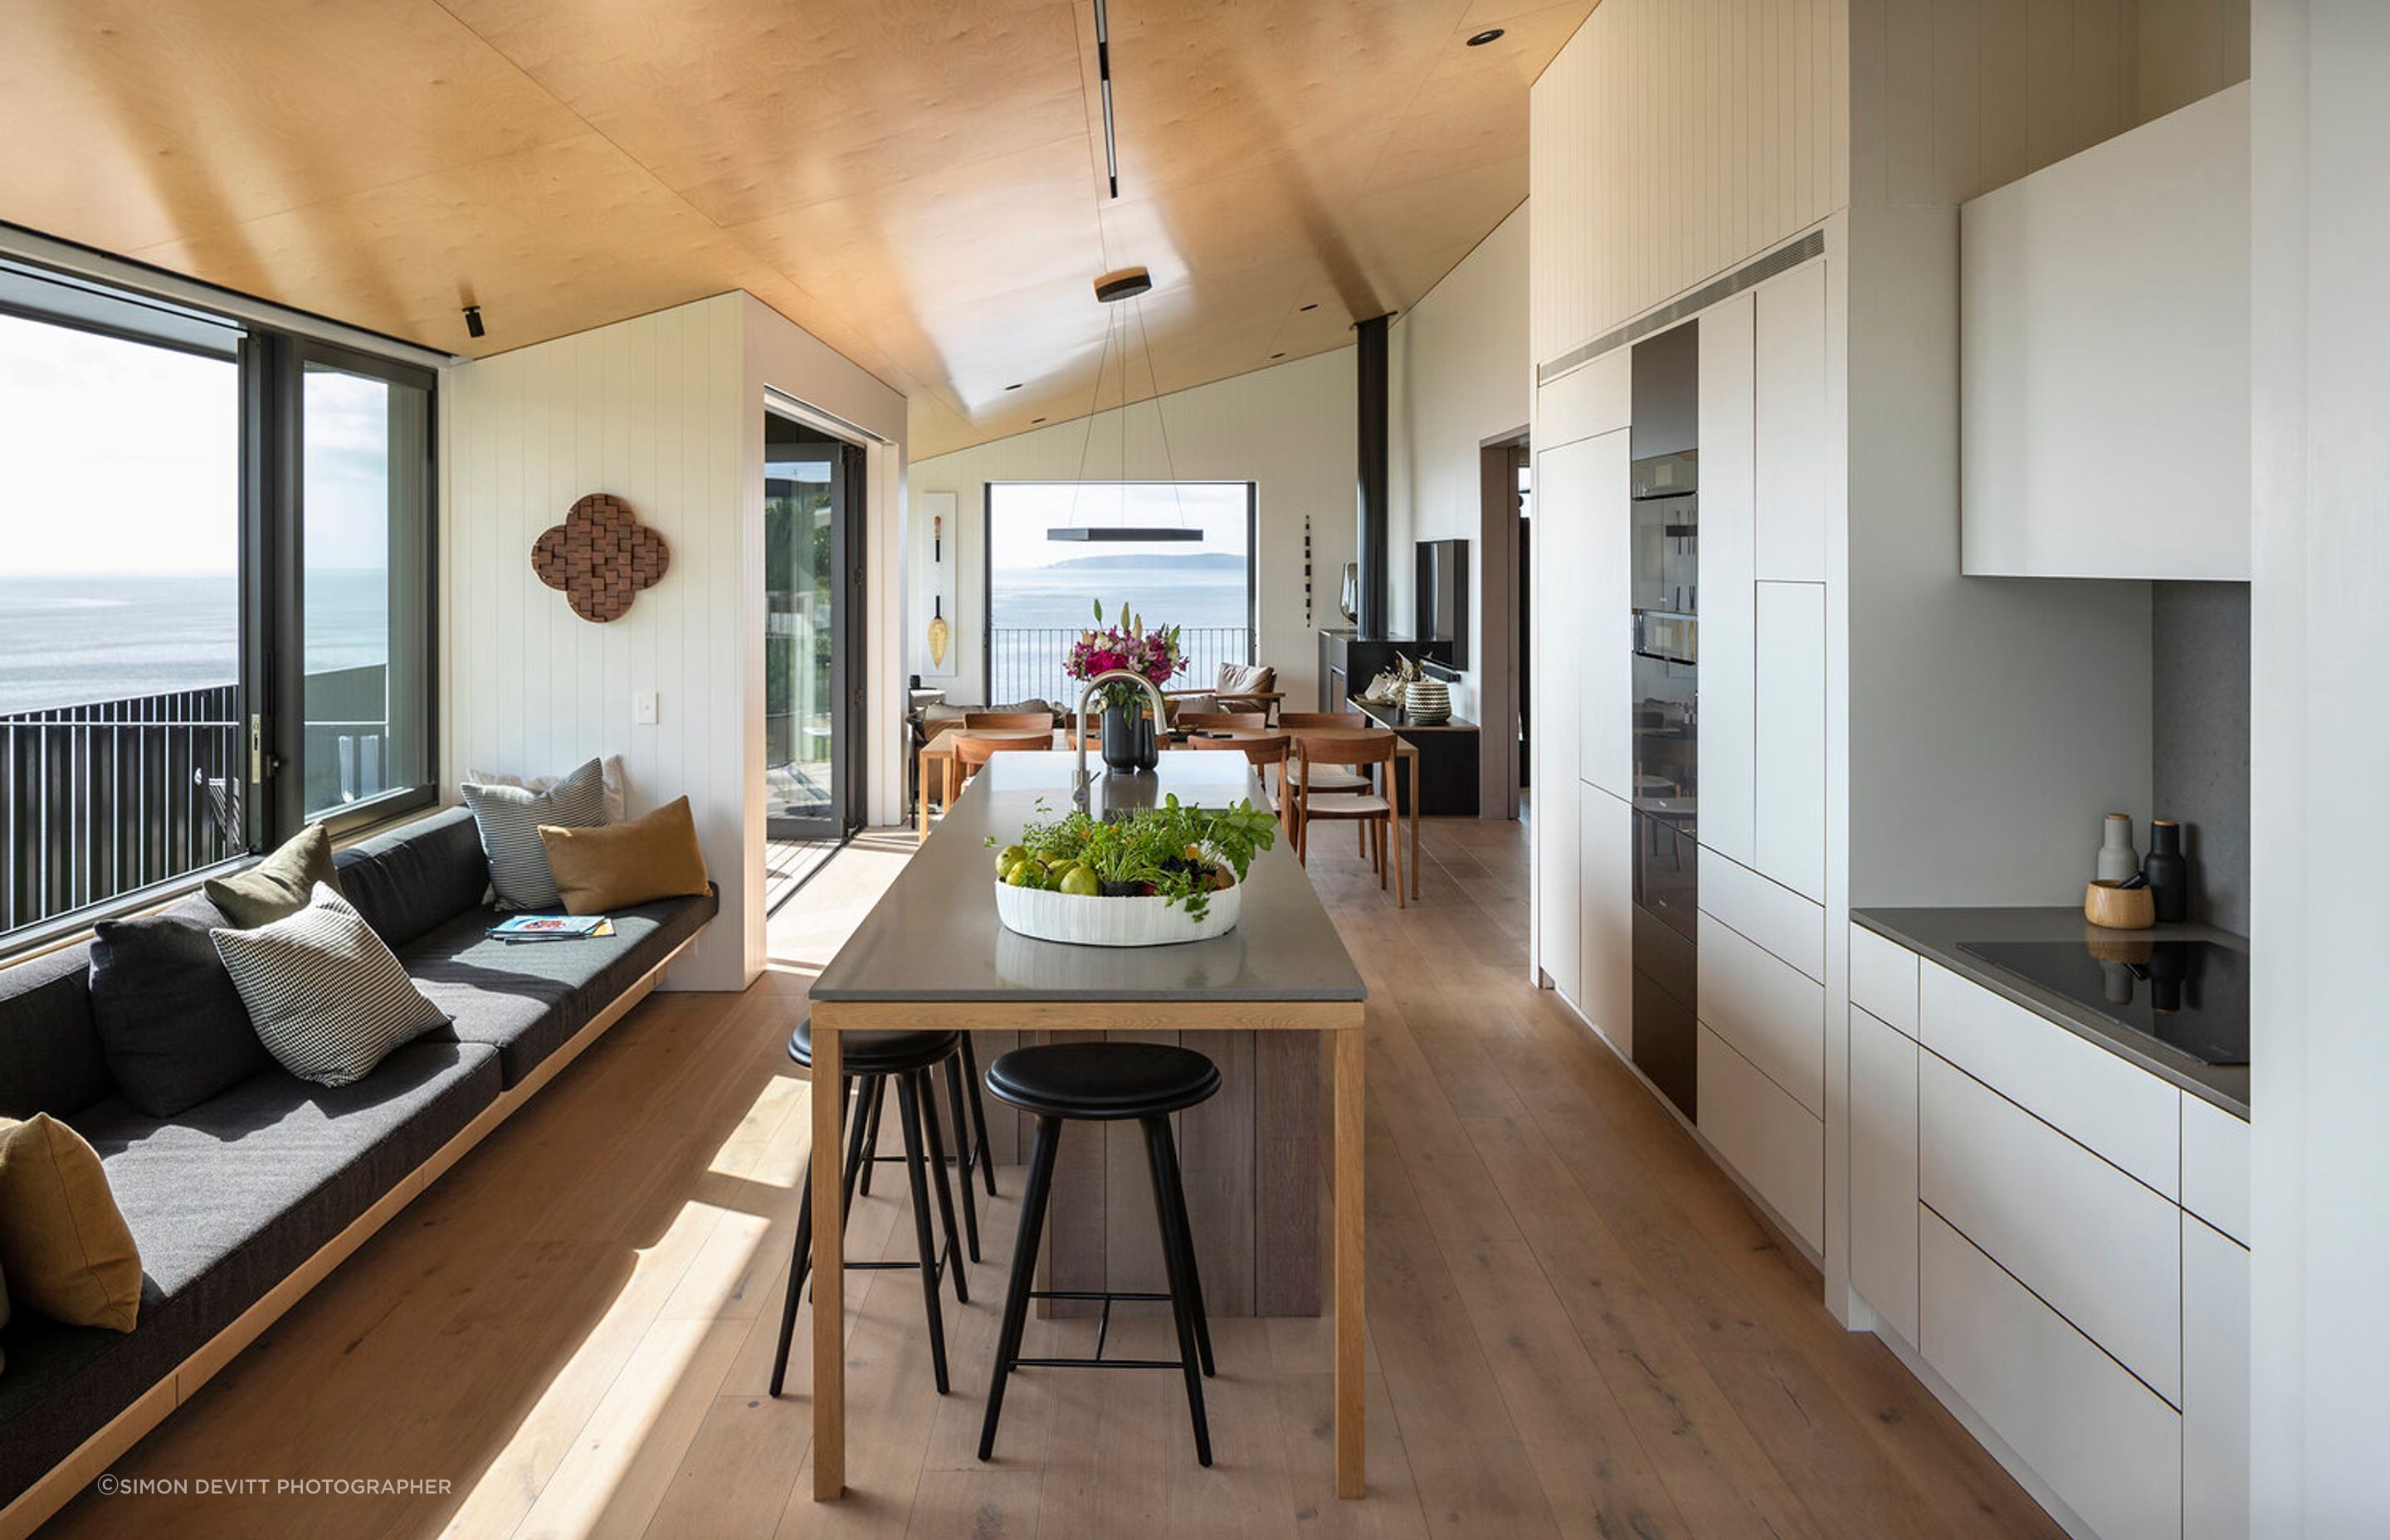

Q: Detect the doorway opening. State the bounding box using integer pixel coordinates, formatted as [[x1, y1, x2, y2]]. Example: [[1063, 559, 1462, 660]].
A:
[[1481, 431, 1530, 819], [763, 409, 867, 889]]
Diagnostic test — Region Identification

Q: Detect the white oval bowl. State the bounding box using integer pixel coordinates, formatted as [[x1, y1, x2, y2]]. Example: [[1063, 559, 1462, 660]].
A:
[[993, 875, 1241, 948]]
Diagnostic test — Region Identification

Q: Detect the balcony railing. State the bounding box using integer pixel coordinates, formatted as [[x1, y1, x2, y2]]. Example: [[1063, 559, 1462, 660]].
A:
[[2, 669, 395, 938], [988, 625, 1252, 709]]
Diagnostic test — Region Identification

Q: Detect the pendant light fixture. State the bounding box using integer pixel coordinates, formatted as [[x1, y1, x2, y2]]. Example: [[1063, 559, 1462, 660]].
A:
[[1048, 266, 1200, 543]]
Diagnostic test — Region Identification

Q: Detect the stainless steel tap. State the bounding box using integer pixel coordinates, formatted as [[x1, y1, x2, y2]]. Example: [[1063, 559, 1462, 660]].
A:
[[1072, 668, 1169, 811]]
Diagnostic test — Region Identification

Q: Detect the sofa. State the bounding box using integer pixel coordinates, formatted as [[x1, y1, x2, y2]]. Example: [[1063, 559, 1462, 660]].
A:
[[0, 806, 716, 1529]]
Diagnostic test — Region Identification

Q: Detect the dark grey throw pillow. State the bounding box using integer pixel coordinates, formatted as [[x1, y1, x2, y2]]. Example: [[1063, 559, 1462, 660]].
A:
[[211, 885, 449, 1088], [88, 897, 271, 1118]]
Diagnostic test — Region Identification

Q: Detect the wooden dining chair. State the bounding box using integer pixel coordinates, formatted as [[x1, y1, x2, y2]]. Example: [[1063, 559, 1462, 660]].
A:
[[1189, 731, 1290, 822], [1273, 713, 1373, 850], [1176, 710, 1268, 731], [954, 733, 1046, 787], [965, 710, 1056, 732], [1289, 731, 1402, 907], [1277, 711, 1367, 729]]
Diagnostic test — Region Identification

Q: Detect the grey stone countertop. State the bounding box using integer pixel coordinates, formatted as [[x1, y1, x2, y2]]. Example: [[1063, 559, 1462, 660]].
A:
[[812, 752, 1366, 1006], [1853, 906, 2248, 1118]]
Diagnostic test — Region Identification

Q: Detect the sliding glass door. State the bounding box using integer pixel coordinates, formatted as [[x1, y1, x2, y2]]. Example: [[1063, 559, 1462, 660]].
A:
[[764, 412, 865, 842]]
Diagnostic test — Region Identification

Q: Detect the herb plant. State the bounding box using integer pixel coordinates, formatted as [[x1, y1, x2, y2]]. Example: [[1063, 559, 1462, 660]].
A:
[[988, 796, 1279, 921]]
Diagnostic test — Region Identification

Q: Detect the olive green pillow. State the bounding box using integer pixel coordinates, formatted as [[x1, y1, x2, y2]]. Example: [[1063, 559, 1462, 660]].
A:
[[0, 1115, 142, 1333], [206, 823, 340, 928], [538, 797, 710, 915]]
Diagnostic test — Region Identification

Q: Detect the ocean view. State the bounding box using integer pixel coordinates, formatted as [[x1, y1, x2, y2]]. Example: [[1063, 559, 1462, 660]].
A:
[[988, 553, 1251, 633], [0, 572, 389, 715]]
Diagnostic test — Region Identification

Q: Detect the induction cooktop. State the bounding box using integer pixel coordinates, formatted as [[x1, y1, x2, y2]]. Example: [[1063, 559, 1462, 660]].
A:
[[1956, 938, 2249, 1067]]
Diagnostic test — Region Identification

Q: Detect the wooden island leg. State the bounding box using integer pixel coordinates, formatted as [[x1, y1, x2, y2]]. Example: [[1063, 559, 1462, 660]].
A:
[[811, 1016, 846, 1498], [1334, 1021, 1366, 1498]]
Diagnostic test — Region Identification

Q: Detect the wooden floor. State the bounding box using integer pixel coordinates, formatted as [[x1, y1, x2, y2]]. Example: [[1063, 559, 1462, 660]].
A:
[[39, 815, 2065, 1539]]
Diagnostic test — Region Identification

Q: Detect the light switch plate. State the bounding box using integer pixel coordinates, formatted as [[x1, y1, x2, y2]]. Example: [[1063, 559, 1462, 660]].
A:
[[633, 691, 659, 726]]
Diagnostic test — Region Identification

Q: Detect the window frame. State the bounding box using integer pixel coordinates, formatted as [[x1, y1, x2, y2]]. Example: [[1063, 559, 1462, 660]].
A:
[[0, 258, 441, 961]]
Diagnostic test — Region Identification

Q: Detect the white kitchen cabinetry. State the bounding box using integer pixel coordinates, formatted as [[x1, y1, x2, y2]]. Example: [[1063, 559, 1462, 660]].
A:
[[2183, 1213, 2251, 1540], [2180, 1092, 2251, 1246], [1921, 1055, 2182, 1403], [1536, 429, 1630, 802], [1579, 783, 1633, 1053], [1753, 582, 1827, 902], [1697, 291, 1757, 868], [1848, 1006, 1919, 1345], [1700, 853, 1823, 984], [1697, 1024, 1824, 1253], [1695, 912, 1825, 1116], [1959, 84, 2250, 580], [1753, 261, 1827, 582], [1849, 924, 1919, 1036], [1921, 1211, 2183, 1540]]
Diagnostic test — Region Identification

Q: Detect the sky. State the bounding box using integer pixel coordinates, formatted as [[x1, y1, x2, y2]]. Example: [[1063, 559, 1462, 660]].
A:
[[987, 480, 1251, 571], [0, 312, 395, 576]]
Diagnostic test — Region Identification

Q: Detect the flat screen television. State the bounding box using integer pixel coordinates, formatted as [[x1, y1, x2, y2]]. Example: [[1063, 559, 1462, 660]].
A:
[[1414, 539, 1469, 667]]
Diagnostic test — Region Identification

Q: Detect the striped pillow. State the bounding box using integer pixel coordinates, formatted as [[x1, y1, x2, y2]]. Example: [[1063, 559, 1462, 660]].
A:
[[212, 885, 448, 1087], [461, 758, 608, 909]]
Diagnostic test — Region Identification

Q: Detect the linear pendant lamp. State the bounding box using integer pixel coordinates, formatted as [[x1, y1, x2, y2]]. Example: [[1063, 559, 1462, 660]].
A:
[[1049, 265, 1199, 543]]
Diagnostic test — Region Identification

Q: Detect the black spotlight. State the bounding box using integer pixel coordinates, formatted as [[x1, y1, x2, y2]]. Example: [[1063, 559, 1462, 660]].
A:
[[462, 305, 485, 339], [1466, 27, 1505, 45]]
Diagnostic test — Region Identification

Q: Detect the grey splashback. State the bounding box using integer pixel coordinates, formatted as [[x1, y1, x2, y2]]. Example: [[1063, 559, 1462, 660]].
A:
[[2153, 582, 2251, 934]]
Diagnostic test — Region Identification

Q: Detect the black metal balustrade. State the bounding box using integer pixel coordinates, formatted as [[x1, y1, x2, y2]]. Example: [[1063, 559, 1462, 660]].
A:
[[987, 626, 1253, 709]]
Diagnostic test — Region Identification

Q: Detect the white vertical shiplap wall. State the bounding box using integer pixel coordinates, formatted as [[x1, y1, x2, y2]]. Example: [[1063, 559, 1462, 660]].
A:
[[1529, 0, 1852, 368], [442, 291, 905, 992]]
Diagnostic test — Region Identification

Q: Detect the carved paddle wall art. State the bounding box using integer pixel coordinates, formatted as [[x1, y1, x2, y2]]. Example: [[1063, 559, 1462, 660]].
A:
[[533, 494, 670, 622]]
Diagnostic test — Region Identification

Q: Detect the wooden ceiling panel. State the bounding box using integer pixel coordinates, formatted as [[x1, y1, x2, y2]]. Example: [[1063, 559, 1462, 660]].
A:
[[0, 0, 1593, 457]]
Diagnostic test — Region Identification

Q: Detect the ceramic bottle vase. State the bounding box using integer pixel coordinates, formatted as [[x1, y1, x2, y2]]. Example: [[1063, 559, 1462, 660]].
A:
[[2095, 813, 2139, 885], [2144, 820, 2189, 923]]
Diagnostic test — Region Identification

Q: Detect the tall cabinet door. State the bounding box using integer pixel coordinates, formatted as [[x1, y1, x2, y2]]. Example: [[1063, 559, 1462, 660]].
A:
[[1755, 261, 1828, 582], [1754, 581, 1827, 902], [1579, 782, 1632, 1053], [1533, 437, 1587, 1002], [1572, 429, 1632, 800], [1698, 292, 1757, 867]]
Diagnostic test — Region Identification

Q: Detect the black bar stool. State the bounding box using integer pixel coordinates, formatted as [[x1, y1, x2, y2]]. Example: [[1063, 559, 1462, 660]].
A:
[[768, 1018, 971, 1396], [854, 1035, 1000, 1260], [977, 1040, 1222, 1466]]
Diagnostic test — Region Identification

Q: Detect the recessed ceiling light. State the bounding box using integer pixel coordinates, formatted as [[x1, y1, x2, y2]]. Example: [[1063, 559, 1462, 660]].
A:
[[1271, 352, 1286, 359], [1466, 27, 1505, 46], [1005, 382, 1023, 391], [1032, 417, 1047, 424], [1299, 302, 1319, 312]]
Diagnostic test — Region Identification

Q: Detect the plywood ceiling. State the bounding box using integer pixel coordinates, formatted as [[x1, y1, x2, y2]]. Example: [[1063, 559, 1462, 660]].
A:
[[0, 0, 1592, 456]]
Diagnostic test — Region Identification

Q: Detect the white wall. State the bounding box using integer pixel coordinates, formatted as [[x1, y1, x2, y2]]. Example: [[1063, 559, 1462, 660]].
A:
[[1389, 204, 1531, 724], [905, 349, 1356, 709], [2250, 1, 2390, 1530], [442, 291, 905, 991]]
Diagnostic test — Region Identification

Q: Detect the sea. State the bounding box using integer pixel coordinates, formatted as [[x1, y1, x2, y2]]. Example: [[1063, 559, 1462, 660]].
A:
[[988, 554, 1250, 633], [0, 572, 388, 716]]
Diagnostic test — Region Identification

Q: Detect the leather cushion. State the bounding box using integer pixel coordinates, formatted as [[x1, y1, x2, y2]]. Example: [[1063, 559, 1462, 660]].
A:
[[983, 1041, 1221, 1120], [788, 1019, 958, 1075]]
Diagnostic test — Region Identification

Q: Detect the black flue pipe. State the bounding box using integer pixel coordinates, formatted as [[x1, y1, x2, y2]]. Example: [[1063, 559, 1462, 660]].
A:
[[1354, 314, 1391, 638]]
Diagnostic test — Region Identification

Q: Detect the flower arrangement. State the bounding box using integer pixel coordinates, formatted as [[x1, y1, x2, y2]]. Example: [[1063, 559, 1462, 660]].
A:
[[1066, 599, 1188, 708]]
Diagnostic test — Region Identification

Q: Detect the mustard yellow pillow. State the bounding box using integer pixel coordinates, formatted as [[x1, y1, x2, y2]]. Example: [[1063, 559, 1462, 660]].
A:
[[0, 1114, 142, 1333], [538, 796, 710, 915]]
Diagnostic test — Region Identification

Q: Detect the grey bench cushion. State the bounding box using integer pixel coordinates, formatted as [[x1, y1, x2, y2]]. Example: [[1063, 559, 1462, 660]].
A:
[[0, 939, 110, 1120], [399, 885, 717, 1086], [0, 1039, 500, 1505], [332, 806, 490, 952]]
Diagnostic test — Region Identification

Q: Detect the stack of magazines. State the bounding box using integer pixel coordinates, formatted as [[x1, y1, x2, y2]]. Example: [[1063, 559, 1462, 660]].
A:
[[487, 914, 615, 943]]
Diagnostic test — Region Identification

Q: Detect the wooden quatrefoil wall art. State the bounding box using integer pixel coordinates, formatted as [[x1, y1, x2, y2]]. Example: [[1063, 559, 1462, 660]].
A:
[[533, 494, 670, 622]]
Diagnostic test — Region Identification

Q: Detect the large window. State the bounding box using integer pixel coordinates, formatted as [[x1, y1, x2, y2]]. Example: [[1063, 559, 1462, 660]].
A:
[[0, 261, 435, 949], [983, 481, 1255, 707]]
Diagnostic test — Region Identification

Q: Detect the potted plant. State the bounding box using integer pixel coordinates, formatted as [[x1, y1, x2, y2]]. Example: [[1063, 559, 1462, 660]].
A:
[[1066, 601, 1188, 772], [988, 796, 1278, 946]]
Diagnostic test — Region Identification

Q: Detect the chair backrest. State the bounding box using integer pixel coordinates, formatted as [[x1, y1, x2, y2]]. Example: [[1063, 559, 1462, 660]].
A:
[[1188, 731, 1289, 768], [1177, 710, 1267, 731], [1279, 710, 1367, 729], [955, 733, 1046, 780], [1291, 730, 1397, 782], [965, 710, 1054, 731]]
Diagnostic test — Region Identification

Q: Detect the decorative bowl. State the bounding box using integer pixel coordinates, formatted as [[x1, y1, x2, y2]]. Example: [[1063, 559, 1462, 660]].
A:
[[2083, 880, 2155, 931], [994, 874, 1241, 947]]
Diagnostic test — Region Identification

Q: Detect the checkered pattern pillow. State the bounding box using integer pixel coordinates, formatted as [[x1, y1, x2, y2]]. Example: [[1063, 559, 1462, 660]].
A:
[[212, 885, 448, 1087]]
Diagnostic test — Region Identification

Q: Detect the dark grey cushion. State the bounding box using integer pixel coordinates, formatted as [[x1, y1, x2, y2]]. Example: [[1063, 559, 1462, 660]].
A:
[[0, 1040, 501, 1506], [400, 885, 718, 1086], [332, 806, 489, 951], [87, 896, 269, 1118], [0, 940, 112, 1120]]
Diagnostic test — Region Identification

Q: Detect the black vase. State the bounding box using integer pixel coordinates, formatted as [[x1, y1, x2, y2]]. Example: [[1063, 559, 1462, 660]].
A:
[[2144, 820, 2190, 924], [1100, 702, 1158, 772]]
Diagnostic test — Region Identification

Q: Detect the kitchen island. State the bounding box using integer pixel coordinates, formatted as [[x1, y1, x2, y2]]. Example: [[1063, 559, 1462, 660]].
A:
[[804, 751, 1370, 1500]]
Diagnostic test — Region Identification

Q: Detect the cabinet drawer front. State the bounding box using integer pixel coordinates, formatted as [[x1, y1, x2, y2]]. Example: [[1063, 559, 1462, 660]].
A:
[[2180, 1091, 2251, 1246], [1697, 911, 1826, 1115], [1850, 1007, 1919, 1347], [1700, 853, 1824, 983], [1697, 1024, 1823, 1251], [1920, 1055, 2182, 1402], [1919, 961, 2179, 1196], [1848, 924, 1919, 1038], [1921, 1211, 2183, 1540], [2183, 1213, 2251, 1540]]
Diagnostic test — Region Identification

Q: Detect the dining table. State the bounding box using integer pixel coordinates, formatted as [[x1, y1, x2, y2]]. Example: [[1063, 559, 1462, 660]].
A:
[[804, 750, 1370, 1501], [917, 723, 1423, 900]]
